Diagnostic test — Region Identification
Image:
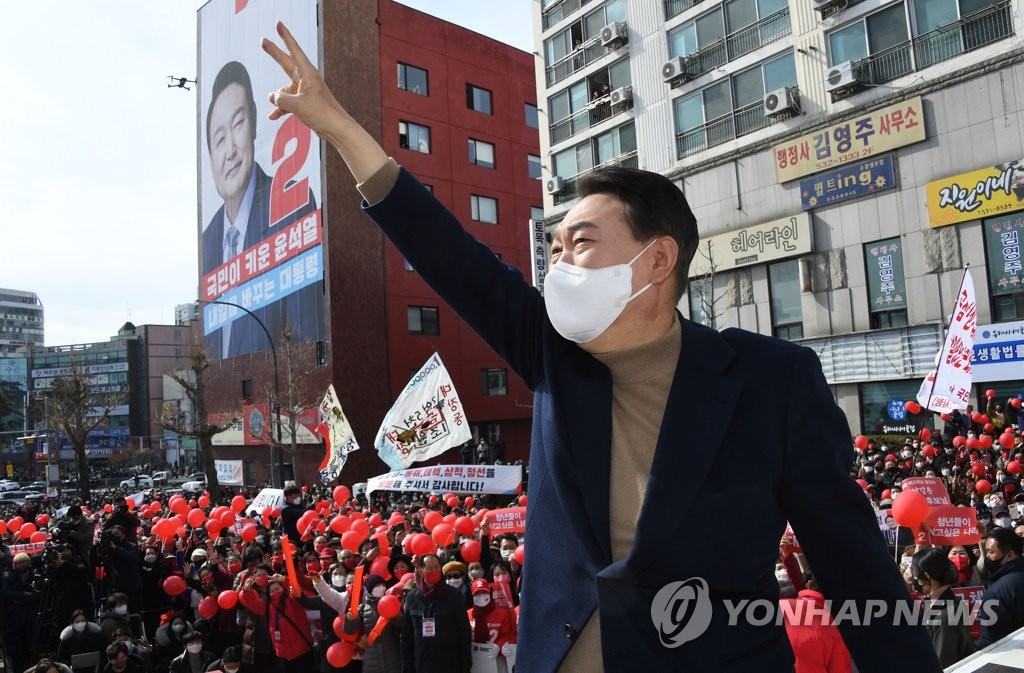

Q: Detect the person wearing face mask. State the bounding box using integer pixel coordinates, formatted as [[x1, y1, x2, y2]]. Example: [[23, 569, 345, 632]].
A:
[[442, 561, 471, 608], [101, 642, 140, 673], [489, 560, 519, 608], [357, 574, 402, 673], [977, 527, 1024, 647], [239, 570, 316, 673], [309, 562, 357, 672], [387, 554, 412, 589], [139, 547, 166, 639], [204, 645, 251, 673], [946, 545, 984, 588], [62, 505, 96, 569], [169, 632, 214, 673], [234, 564, 276, 673], [909, 549, 975, 667], [56, 610, 107, 673], [261, 29, 942, 673], [154, 615, 194, 666], [400, 553, 471, 673], [111, 628, 154, 673], [280, 485, 312, 541], [99, 593, 138, 643], [467, 579, 517, 658]]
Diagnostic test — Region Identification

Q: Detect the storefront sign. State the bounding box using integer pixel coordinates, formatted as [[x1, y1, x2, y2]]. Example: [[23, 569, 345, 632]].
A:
[[864, 237, 907, 312], [800, 154, 896, 210], [688, 212, 811, 278], [774, 97, 925, 182], [971, 321, 1024, 383], [926, 160, 1024, 227]]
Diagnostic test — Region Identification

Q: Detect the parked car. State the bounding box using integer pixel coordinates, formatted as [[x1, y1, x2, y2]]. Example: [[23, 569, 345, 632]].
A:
[[0, 480, 21, 492], [24, 493, 46, 503], [189, 473, 206, 482], [24, 481, 47, 492], [151, 471, 170, 484], [119, 475, 153, 489], [180, 480, 205, 495], [0, 491, 30, 506]]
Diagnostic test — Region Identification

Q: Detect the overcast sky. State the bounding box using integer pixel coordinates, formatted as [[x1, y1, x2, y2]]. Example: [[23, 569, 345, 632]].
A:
[[0, 0, 533, 348]]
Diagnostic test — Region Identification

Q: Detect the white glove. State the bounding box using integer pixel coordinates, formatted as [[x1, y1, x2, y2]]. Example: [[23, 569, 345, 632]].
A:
[[501, 643, 514, 657]]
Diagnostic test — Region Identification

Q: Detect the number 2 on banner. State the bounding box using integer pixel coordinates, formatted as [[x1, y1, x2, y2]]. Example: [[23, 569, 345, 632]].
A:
[[269, 115, 312, 227]]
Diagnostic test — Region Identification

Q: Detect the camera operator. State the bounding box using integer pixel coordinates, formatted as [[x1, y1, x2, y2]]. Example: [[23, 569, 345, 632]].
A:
[[3, 552, 42, 672], [48, 544, 96, 625], [104, 525, 143, 613], [61, 505, 96, 569], [103, 503, 142, 544]]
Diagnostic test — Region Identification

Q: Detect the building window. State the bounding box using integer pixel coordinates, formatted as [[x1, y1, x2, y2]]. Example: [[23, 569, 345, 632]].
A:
[[241, 379, 254, 402], [859, 380, 930, 434], [468, 139, 496, 168], [688, 276, 716, 328], [768, 259, 803, 340], [525, 103, 539, 128], [471, 195, 499, 223], [399, 121, 431, 153], [864, 237, 909, 329], [984, 214, 1024, 321], [407, 306, 439, 336], [481, 368, 508, 396], [528, 154, 543, 179], [827, 4, 909, 80], [466, 84, 493, 114], [668, 0, 790, 70], [397, 63, 429, 95]]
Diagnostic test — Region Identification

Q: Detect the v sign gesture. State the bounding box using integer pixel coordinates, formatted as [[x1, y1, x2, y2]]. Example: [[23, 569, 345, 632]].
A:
[[261, 21, 388, 184]]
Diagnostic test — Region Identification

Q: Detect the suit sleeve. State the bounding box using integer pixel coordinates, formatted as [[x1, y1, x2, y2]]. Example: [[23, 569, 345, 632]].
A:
[[364, 169, 546, 390], [779, 347, 942, 672]]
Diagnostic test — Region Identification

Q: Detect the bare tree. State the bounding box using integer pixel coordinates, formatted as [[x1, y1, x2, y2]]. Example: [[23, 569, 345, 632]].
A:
[[156, 344, 236, 501], [690, 241, 725, 329], [259, 325, 320, 482], [46, 362, 128, 503]]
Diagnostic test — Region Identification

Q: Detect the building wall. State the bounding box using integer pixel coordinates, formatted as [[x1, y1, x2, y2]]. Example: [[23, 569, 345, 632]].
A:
[[0, 288, 43, 354], [140, 323, 198, 446]]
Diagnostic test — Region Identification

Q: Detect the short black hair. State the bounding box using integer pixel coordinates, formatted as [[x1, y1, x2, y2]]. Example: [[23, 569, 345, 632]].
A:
[[578, 167, 699, 303], [986, 526, 1024, 556], [206, 61, 258, 152], [106, 642, 128, 660], [911, 547, 957, 586], [222, 646, 243, 664]]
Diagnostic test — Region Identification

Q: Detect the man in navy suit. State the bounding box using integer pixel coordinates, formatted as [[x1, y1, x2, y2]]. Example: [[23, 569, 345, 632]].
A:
[[202, 60, 322, 359], [262, 23, 942, 673]]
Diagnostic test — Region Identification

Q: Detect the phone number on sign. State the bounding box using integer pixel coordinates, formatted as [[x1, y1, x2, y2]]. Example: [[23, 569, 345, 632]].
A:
[[814, 147, 876, 170]]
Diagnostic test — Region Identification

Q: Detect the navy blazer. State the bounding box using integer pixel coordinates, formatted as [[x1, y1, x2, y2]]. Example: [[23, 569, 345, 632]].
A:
[[202, 164, 323, 358], [365, 169, 942, 672]]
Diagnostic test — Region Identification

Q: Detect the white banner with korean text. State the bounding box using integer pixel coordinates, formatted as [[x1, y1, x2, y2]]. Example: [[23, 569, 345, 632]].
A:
[[366, 464, 522, 498], [917, 270, 977, 413]]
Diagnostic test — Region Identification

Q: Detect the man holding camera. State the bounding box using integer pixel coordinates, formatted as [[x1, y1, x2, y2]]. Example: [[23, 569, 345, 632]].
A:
[[62, 505, 95, 569], [104, 525, 143, 613]]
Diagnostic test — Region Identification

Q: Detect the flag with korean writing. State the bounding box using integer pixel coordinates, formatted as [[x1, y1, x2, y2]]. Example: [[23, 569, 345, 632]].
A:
[[374, 353, 472, 470], [917, 269, 977, 413], [916, 505, 980, 545], [316, 384, 359, 484]]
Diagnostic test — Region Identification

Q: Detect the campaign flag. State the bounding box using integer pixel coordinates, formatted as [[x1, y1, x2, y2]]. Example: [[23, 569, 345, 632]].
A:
[[486, 507, 527, 535], [366, 464, 522, 498], [917, 269, 977, 413], [916, 505, 980, 546], [317, 384, 359, 484], [900, 477, 952, 507], [374, 353, 472, 470]]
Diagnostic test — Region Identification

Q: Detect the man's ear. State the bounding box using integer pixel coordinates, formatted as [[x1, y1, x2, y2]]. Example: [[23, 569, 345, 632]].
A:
[[649, 236, 679, 288]]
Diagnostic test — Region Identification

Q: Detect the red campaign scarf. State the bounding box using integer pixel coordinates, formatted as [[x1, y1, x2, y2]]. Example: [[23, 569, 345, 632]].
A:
[[471, 600, 496, 643]]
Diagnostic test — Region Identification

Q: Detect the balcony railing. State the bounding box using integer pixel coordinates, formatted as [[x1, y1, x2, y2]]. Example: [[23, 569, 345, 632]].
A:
[[683, 8, 791, 81], [549, 91, 632, 145], [675, 100, 774, 158], [546, 24, 628, 87], [666, 0, 703, 21], [553, 150, 639, 205], [542, 0, 593, 29], [847, 1, 1011, 90]]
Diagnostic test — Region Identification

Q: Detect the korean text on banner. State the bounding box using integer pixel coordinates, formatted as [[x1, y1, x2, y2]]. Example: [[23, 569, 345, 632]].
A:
[[317, 384, 359, 484], [366, 464, 523, 497], [245, 488, 284, 516], [917, 506, 980, 546], [926, 160, 1024, 227], [215, 460, 244, 486], [900, 477, 952, 507], [373, 353, 472, 470], [917, 270, 977, 413], [486, 507, 527, 535]]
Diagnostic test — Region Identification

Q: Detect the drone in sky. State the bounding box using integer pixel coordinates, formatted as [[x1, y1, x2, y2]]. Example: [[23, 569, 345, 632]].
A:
[[167, 75, 196, 91]]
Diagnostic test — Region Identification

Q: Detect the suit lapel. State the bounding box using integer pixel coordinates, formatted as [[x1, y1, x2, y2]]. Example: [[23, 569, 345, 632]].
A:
[[627, 320, 741, 575]]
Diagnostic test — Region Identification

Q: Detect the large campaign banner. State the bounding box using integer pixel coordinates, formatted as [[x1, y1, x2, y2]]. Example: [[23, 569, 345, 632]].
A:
[[198, 0, 323, 360], [366, 464, 523, 497]]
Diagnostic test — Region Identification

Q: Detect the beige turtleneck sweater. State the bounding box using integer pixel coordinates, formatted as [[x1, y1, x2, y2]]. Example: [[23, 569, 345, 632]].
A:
[[558, 316, 682, 673]]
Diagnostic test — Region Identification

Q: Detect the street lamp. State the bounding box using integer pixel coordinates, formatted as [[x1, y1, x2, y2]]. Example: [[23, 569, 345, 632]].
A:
[[199, 300, 285, 487]]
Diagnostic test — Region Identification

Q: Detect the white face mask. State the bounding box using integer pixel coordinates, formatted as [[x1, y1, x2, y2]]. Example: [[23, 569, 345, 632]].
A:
[[114, 605, 128, 616], [544, 239, 656, 343], [371, 585, 387, 598], [468, 569, 484, 580], [500, 549, 514, 561], [473, 594, 491, 607], [186, 644, 203, 654], [73, 622, 87, 633], [331, 575, 346, 588], [224, 668, 239, 673], [447, 577, 464, 589]]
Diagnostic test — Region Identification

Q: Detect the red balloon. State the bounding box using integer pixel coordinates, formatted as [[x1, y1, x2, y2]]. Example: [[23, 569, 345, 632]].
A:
[[271, 508, 281, 519], [104, 504, 113, 514], [29, 531, 46, 544], [388, 513, 406, 528], [370, 555, 392, 580], [953, 435, 966, 447], [377, 593, 400, 619], [905, 400, 921, 415], [217, 590, 239, 610], [1013, 398, 1022, 409], [333, 485, 351, 505], [351, 518, 371, 541], [35, 514, 50, 527], [187, 509, 206, 528], [163, 576, 187, 596], [220, 510, 236, 527], [368, 513, 383, 528], [125, 499, 136, 512], [518, 495, 528, 507], [1002, 433, 1017, 449], [341, 530, 362, 553], [980, 435, 993, 449], [428, 495, 439, 505], [514, 544, 525, 565], [330, 515, 351, 534], [198, 495, 211, 508], [919, 428, 932, 441], [8, 516, 23, 532], [966, 437, 981, 449], [443, 514, 456, 526], [464, 496, 475, 509], [18, 522, 36, 540], [350, 511, 366, 521], [231, 495, 247, 514], [987, 389, 997, 398], [940, 413, 951, 422], [881, 489, 892, 500], [0, 521, 7, 535], [972, 411, 984, 423], [422, 511, 443, 532], [431, 523, 455, 547], [985, 423, 996, 434], [170, 498, 188, 515], [446, 496, 459, 509], [410, 533, 434, 556], [891, 490, 929, 528], [460, 539, 481, 563], [971, 462, 986, 476], [240, 524, 257, 543], [454, 516, 475, 536], [982, 415, 991, 425], [198, 595, 219, 619], [977, 479, 993, 494], [854, 435, 869, 450], [326, 642, 355, 668], [1009, 460, 1023, 475], [210, 506, 227, 520], [856, 479, 868, 491], [188, 500, 198, 509], [206, 519, 224, 536]]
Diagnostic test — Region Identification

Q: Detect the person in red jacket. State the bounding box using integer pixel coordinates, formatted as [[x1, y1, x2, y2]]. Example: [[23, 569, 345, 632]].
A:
[[467, 578, 517, 660], [238, 569, 316, 673], [781, 572, 852, 673]]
